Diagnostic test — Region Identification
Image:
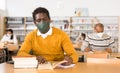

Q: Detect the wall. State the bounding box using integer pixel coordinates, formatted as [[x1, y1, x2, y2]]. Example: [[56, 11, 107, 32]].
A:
[[0, 0, 6, 10], [0, 0, 7, 16], [6, 0, 120, 17]]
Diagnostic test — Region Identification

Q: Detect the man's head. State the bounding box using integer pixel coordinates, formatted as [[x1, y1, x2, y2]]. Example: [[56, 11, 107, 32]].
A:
[[32, 7, 51, 34], [94, 23, 104, 33]]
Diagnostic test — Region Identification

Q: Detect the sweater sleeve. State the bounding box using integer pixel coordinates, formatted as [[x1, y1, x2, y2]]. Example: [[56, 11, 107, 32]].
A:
[[17, 32, 33, 56], [61, 32, 78, 63]]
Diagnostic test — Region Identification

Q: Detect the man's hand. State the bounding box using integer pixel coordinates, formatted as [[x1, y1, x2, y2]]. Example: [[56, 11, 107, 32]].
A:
[[105, 48, 112, 53], [84, 47, 90, 52], [36, 56, 47, 64], [61, 55, 73, 66]]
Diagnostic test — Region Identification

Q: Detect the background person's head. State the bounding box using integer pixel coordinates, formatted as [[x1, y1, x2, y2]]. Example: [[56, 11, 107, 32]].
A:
[[6, 29, 13, 35], [94, 23, 104, 33], [6, 29, 13, 39], [32, 7, 51, 34]]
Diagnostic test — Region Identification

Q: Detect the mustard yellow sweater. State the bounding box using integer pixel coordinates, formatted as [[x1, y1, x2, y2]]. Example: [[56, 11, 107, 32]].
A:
[[17, 27, 78, 63]]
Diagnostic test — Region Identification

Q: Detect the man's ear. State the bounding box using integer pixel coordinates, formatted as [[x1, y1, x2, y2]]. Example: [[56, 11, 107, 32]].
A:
[[50, 20, 52, 23], [34, 21, 37, 25]]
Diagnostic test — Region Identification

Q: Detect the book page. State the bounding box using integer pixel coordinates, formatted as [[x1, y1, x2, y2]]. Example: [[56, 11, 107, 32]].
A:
[[52, 60, 67, 69], [38, 60, 76, 69], [38, 62, 53, 70], [57, 64, 75, 68]]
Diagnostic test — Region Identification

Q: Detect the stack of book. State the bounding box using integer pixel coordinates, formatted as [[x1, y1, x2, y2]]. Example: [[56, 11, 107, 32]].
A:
[[12, 56, 38, 68]]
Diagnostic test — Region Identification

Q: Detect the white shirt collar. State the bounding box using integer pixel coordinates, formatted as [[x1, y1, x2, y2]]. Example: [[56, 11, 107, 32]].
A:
[[37, 27, 52, 38]]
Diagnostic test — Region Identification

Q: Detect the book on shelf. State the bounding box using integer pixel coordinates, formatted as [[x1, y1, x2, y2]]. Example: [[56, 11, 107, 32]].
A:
[[12, 56, 38, 68], [7, 20, 23, 24], [38, 60, 75, 70]]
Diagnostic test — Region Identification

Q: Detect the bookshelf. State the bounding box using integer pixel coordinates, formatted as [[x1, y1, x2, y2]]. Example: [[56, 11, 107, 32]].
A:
[[50, 16, 70, 35], [70, 16, 119, 39], [50, 16, 119, 42], [4, 16, 119, 51], [5, 17, 25, 43], [4, 17, 37, 43], [25, 17, 36, 35]]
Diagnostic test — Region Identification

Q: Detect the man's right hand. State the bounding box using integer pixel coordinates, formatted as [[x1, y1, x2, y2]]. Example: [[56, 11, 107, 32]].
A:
[[36, 56, 47, 64], [84, 48, 90, 52]]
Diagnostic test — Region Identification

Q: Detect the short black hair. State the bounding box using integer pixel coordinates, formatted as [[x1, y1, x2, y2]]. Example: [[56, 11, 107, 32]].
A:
[[32, 7, 50, 21], [81, 33, 86, 40], [7, 29, 13, 34]]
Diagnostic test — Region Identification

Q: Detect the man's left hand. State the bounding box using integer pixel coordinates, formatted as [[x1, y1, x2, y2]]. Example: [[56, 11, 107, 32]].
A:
[[61, 55, 73, 66]]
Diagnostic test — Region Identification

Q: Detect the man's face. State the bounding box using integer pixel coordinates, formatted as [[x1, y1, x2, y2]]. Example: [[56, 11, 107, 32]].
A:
[[95, 26, 104, 33], [34, 13, 50, 25]]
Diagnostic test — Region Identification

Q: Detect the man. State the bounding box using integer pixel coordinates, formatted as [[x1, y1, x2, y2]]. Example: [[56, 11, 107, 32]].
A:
[[81, 23, 115, 53], [17, 7, 78, 65]]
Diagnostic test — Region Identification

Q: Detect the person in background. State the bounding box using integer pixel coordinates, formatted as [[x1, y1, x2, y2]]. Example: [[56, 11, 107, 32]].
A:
[[75, 33, 86, 43], [73, 33, 86, 51], [81, 23, 115, 53], [17, 7, 78, 65], [0, 29, 18, 44]]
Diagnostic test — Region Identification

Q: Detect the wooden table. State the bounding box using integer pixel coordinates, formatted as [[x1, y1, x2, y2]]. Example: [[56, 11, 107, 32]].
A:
[[5, 44, 19, 51], [76, 51, 120, 59], [77, 51, 109, 58], [0, 62, 120, 73], [110, 53, 120, 58]]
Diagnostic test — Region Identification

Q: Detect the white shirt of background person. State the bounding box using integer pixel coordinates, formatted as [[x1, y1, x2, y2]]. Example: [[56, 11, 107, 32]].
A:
[[0, 34, 18, 44]]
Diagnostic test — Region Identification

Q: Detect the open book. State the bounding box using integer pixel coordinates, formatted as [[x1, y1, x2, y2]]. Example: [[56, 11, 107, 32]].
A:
[[38, 60, 75, 70]]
